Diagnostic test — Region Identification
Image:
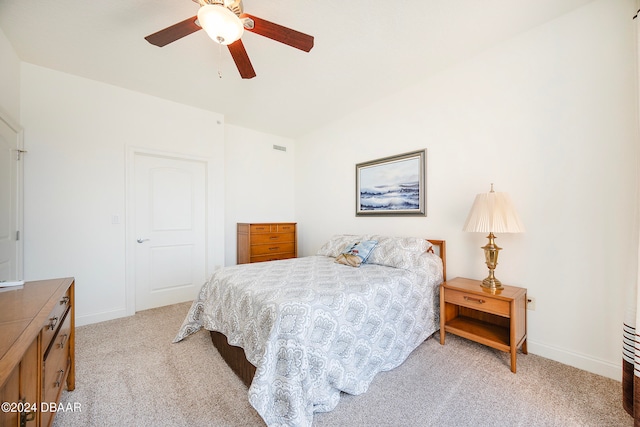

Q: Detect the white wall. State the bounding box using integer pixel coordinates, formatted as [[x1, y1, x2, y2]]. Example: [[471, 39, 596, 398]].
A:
[[294, 0, 638, 380], [17, 64, 294, 325], [224, 125, 296, 265], [0, 25, 21, 121], [20, 64, 225, 326]]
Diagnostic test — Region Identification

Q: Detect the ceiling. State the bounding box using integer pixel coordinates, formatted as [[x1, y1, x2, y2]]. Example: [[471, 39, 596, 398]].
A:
[[0, 0, 596, 138]]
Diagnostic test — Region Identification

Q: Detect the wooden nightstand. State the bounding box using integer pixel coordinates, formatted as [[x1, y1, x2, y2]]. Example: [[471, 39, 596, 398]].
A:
[[440, 277, 527, 373]]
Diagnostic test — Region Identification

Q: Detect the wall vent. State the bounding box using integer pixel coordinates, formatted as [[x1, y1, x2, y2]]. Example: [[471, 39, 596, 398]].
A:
[[273, 145, 287, 152]]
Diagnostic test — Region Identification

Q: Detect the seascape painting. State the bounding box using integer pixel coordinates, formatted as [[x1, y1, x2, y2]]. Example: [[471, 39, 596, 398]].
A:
[[356, 150, 426, 216]]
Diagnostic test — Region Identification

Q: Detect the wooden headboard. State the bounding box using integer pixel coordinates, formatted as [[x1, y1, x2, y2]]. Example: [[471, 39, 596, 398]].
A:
[[427, 239, 447, 282]]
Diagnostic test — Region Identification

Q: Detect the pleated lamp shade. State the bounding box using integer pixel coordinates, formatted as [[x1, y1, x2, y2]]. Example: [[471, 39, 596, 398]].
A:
[[463, 187, 525, 233]]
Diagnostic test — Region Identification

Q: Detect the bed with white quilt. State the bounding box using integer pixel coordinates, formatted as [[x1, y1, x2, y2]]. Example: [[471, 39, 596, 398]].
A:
[[174, 235, 446, 427]]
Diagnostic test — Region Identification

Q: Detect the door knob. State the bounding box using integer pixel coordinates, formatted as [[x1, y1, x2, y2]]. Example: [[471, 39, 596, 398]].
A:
[[137, 238, 150, 243]]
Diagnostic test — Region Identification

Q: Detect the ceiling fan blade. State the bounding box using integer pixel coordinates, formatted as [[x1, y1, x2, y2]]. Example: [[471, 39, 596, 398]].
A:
[[228, 40, 257, 79], [241, 13, 314, 52], [145, 16, 201, 47]]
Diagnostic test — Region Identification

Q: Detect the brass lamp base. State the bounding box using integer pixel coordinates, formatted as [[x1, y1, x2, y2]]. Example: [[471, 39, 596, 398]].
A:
[[481, 232, 503, 291], [482, 276, 502, 290]]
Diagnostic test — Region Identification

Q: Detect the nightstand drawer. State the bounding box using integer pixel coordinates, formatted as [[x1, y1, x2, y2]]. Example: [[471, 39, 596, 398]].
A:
[[444, 288, 510, 317]]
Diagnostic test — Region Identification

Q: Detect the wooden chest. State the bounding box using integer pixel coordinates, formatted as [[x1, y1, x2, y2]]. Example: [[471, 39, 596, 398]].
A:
[[237, 223, 297, 264]]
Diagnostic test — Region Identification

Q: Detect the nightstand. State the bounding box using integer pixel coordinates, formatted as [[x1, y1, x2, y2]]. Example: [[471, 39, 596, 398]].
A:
[[439, 277, 527, 373]]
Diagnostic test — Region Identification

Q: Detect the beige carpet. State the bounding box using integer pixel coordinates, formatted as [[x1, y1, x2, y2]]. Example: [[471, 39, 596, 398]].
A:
[[52, 302, 631, 427]]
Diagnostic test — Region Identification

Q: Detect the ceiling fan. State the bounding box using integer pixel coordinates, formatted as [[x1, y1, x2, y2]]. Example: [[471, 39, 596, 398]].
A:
[[144, 0, 314, 79]]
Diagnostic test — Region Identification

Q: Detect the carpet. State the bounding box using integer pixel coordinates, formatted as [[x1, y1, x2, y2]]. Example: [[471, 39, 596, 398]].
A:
[[52, 302, 631, 427]]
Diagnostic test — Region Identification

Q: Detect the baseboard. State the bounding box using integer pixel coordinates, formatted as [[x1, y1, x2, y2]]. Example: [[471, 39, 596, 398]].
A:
[[528, 339, 621, 381], [75, 307, 130, 327]]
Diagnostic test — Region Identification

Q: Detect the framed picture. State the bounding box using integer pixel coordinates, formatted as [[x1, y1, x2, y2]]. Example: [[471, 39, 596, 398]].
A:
[[356, 149, 426, 216]]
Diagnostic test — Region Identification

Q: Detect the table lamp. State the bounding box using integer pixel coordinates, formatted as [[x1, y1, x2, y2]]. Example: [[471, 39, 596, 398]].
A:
[[463, 184, 525, 290]]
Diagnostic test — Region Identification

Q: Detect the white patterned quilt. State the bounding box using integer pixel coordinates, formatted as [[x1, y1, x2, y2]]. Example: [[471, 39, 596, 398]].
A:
[[174, 254, 443, 427]]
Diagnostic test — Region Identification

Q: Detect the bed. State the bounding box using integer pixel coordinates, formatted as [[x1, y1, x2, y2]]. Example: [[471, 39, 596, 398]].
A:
[[174, 235, 446, 427]]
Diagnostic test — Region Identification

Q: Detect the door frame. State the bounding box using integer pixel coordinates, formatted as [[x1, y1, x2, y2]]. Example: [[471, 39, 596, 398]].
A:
[[125, 147, 214, 316], [0, 108, 24, 280]]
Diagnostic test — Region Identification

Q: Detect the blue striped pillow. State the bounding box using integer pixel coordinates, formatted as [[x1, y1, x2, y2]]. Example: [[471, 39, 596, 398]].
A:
[[335, 240, 378, 267]]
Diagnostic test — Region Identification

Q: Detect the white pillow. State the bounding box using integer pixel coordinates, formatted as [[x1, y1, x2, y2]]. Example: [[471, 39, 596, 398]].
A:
[[366, 235, 433, 269], [316, 235, 367, 257]]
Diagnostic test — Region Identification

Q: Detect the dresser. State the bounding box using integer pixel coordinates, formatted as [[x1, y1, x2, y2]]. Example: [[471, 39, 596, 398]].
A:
[[237, 223, 297, 264], [0, 278, 75, 427]]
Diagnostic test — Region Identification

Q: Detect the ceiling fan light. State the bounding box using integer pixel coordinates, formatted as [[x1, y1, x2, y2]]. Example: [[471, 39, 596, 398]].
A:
[[197, 4, 244, 45]]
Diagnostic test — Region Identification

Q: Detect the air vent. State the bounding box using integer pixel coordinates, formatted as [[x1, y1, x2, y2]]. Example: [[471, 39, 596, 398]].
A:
[[273, 145, 287, 152]]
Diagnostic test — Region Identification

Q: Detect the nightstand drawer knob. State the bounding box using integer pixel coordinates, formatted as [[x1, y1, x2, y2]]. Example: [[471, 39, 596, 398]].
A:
[[463, 296, 485, 304]]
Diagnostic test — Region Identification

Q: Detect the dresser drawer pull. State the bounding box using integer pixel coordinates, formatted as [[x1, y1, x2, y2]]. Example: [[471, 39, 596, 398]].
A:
[[269, 246, 280, 251], [270, 236, 279, 240], [48, 316, 59, 330], [19, 398, 36, 427], [58, 333, 68, 349], [60, 295, 70, 305], [54, 369, 65, 388], [463, 296, 485, 304]]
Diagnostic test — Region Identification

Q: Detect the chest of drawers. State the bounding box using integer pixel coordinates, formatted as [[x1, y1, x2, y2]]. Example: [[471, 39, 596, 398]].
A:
[[237, 223, 297, 264], [0, 278, 75, 427]]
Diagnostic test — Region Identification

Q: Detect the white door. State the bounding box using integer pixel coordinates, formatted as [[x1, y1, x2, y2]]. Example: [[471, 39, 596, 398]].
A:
[[0, 116, 22, 281], [133, 153, 207, 311]]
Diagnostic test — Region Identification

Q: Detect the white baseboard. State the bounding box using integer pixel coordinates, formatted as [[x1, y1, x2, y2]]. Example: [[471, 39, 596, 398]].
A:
[[528, 339, 621, 381], [75, 307, 130, 327]]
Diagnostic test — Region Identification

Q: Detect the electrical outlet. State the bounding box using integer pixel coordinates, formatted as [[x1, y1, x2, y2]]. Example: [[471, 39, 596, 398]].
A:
[[527, 297, 536, 311]]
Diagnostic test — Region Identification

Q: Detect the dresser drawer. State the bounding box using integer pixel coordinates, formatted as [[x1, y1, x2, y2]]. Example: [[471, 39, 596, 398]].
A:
[[250, 224, 274, 233], [250, 232, 295, 245], [41, 310, 71, 427], [250, 252, 296, 263], [275, 224, 295, 233], [41, 288, 71, 353], [250, 242, 296, 257], [444, 288, 510, 317], [249, 223, 296, 234]]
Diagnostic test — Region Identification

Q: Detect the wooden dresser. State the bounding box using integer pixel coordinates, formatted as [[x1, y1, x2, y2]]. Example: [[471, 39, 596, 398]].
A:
[[237, 223, 297, 264], [0, 277, 75, 427]]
